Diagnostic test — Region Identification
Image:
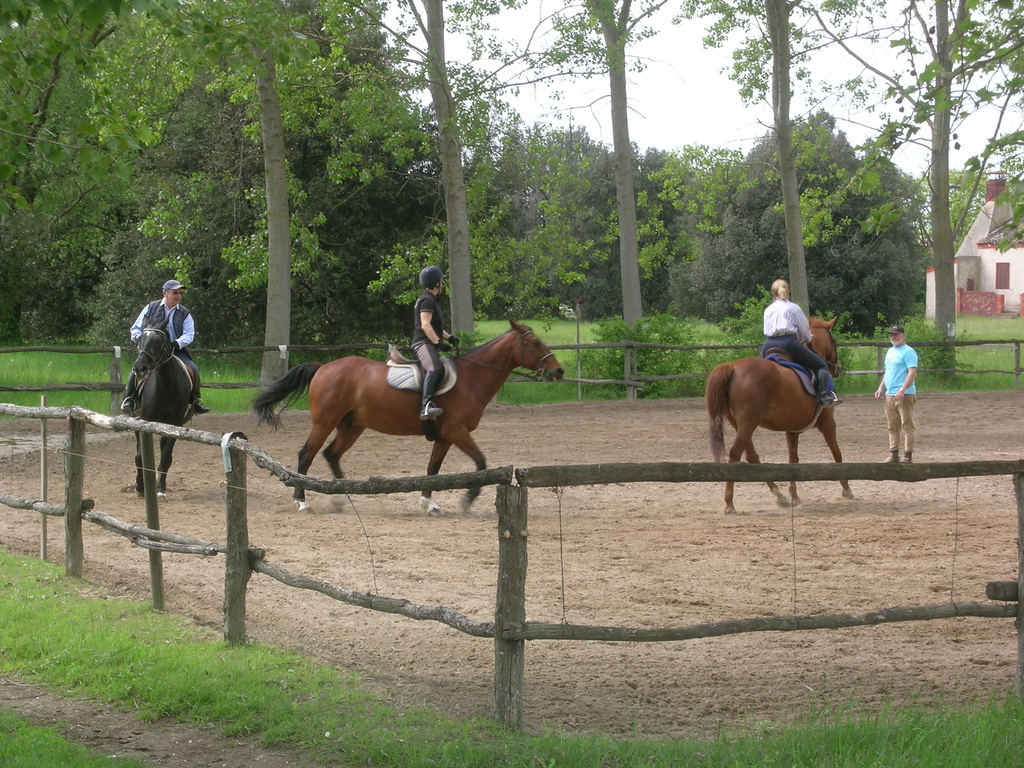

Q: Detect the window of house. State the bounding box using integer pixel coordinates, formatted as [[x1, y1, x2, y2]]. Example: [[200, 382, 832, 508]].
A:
[[995, 262, 1010, 290]]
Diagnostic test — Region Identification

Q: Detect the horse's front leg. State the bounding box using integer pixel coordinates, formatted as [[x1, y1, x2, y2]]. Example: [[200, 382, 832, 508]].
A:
[[782, 432, 802, 508], [156, 436, 177, 498], [134, 433, 145, 497], [816, 413, 854, 500]]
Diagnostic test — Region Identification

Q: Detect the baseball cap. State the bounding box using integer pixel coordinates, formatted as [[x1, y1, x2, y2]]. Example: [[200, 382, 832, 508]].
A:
[[162, 279, 186, 291], [887, 325, 905, 334]]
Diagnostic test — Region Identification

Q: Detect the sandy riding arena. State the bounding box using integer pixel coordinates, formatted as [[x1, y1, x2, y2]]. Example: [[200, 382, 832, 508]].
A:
[[1, 391, 1021, 739]]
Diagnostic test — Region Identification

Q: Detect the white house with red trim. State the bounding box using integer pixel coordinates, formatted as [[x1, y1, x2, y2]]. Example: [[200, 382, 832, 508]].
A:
[[926, 175, 1024, 318]]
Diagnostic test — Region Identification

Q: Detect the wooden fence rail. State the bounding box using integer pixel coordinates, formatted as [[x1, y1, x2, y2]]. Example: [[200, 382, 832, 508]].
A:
[[1, 402, 1022, 731], [2, 338, 1022, 409]]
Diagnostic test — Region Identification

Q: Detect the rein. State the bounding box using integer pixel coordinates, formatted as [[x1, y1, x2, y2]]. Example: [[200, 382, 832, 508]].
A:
[[810, 329, 842, 377], [457, 330, 554, 380]]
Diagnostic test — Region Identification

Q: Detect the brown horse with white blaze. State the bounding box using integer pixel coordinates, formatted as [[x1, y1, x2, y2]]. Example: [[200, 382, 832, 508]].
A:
[[252, 320, 564, 514], [705, 317, 853, 515]]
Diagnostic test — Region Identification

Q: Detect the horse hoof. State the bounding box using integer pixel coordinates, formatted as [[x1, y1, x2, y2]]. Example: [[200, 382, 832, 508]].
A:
[[157, 491, 167, 500], [725, 507, 738, 515], [296, 500, 312, 513], [419, 495, 444, 516], [842, 489, 855, 500]]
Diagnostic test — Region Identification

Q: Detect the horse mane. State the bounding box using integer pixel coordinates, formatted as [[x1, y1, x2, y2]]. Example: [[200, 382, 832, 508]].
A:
[[462, 323, 530, 358]]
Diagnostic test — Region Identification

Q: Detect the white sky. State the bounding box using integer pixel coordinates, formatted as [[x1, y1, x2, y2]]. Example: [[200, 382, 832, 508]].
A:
[[439, 3, 1016, 178]]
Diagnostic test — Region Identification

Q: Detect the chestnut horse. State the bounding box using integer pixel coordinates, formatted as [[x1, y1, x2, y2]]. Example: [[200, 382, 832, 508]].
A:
[[252, 320, 564, 514], [705, 317, 853, 515]]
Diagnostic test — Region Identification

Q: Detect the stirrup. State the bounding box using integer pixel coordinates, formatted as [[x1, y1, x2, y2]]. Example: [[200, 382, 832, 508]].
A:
[[121, 397, 136, 414], [420, 401, 443, 421]]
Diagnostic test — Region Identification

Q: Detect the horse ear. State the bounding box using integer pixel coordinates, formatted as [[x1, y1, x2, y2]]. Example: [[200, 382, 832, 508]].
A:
[[509, 320, 521, 332], [824, 317, 836, 330]]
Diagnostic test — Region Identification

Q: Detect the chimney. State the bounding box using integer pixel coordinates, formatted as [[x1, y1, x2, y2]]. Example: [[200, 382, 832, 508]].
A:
[[986, 174, 1006, 202]]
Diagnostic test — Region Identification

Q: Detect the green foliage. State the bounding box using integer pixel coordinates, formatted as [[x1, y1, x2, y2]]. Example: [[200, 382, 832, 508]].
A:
[[670, 113, 924, 335], [591, 314, 708, 398]]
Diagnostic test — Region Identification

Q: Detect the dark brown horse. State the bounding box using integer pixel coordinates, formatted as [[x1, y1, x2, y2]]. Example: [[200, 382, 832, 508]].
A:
[[705, 317, 853, 515], [131, 321, 194, 498], [252, 320, 564, 514]]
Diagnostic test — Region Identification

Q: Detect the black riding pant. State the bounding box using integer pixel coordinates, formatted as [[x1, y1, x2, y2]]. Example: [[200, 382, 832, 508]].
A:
[[761, 335, 833, 388]]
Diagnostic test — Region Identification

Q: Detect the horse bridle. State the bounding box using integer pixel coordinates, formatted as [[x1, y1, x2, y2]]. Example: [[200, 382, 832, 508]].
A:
[[136, 327, 174, 373], [459, 328, 556, 380], [515, 328, 558, 379], [812, 330, 843, 377]]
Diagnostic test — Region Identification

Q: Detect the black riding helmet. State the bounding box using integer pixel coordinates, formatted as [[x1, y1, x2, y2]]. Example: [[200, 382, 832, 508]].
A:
[[419, 265, 444, 288]]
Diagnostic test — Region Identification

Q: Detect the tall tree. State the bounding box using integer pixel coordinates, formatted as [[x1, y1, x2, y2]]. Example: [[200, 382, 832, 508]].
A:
[[808, 0, 1024, 340], [420, 0, 473, 336], [680, 0, 816, 310], [765, 0, 809, 310]]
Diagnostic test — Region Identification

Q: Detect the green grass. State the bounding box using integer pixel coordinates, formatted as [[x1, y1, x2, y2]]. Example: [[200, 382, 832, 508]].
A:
[[0, 710, 152, 767], [2, 316, 1022, 415], [1, 547, 1022, 767]]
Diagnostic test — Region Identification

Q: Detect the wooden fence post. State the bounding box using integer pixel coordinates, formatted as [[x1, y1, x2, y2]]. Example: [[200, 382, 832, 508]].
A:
[[110, 346, 124, 416], [1015, 341, 1021, 391], [40, 395, 48, 562], [223, 434, 250, 644], [494, 484, 527, 730], [1016, 473, 1024, 697], [139, 432, 165, 611], [63, 414, 85, 578]]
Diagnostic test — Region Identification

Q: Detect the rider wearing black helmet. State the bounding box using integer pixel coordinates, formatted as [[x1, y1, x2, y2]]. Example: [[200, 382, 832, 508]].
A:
[[412, 266, 459, 420]]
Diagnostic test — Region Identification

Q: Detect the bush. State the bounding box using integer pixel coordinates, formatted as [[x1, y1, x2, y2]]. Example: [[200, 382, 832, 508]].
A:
[[591, 314, 709, 398]]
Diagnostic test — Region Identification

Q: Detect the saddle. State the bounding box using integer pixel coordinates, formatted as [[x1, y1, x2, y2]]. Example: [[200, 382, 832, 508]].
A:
[[385, 346, 458, 394], [763, 351, 817, 398]]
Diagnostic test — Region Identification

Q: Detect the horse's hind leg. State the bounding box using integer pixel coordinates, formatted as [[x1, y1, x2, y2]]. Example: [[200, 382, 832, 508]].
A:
[[781, 432, 802, 508], [294, 422, 337, 512], [319, 422, 365, 510], [736, 435, 789, 510], [723, 429, 757, 515]]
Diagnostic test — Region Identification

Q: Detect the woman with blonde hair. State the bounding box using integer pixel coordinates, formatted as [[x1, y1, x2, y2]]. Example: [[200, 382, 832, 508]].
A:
[[760, 279, 841, 406]]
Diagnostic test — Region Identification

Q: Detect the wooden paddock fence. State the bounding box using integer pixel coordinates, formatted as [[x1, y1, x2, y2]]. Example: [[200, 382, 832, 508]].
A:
[[2, 337, 1022, 407], [1, 402, 1022, 730]]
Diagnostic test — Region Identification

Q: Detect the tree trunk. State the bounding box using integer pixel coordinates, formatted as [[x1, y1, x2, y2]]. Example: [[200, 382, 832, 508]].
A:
[[591, 2, 644, 326], [766, 0, 809, 311], [930, 0, 957, 344], [254, 46, 292, 382], [423, 0, 474, 338]]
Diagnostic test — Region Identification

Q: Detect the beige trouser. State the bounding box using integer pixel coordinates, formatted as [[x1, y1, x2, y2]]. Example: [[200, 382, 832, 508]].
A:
[[884, 394, 916, 452]]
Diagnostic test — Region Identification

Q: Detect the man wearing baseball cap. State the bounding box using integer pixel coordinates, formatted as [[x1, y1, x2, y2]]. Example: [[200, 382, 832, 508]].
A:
[[874, 325, 917, 463], [121, 278, 211, 415]]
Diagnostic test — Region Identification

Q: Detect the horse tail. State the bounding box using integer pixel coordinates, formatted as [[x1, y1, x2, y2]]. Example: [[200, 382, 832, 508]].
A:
[[252, 361, 322, 428], [705, 363, 734, 463]]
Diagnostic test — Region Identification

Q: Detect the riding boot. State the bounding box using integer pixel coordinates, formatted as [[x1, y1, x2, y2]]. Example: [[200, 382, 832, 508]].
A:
[[902, 451, 913, 464], [190, 372, 211, 415], [882, 449, 900, 463], [121, 370, 138, 414], [816, 369, 842, 406], [420, 370, 443, 420]]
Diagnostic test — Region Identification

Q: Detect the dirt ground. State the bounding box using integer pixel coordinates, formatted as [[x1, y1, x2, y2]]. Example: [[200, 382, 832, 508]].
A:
[[1, 391, 1022, 764]]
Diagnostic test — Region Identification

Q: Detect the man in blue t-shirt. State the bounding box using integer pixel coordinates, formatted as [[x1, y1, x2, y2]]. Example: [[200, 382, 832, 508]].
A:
[[874, 325, 918, 463]]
